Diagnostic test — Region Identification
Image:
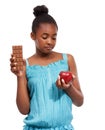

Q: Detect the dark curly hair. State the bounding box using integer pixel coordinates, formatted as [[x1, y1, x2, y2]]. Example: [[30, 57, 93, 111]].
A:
[[32, 5, 58, 33]]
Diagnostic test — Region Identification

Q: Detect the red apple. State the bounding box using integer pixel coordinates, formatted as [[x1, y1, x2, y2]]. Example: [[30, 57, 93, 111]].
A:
[[59, 71, 73, 84]]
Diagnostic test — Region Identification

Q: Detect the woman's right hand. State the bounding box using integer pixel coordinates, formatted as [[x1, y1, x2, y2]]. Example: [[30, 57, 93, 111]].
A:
[[10, 54, 26, 77]]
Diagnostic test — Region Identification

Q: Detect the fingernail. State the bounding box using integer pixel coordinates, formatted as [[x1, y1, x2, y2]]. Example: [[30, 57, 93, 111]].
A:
[[58, 75, 60, 79], [61, 79, 65, 83]]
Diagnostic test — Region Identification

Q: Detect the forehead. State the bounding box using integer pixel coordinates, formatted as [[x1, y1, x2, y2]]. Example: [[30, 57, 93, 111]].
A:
[[37, 23, 58, 34]]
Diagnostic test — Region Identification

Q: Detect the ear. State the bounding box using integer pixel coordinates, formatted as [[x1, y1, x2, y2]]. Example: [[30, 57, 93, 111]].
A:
[[30, 32, 36, 40]]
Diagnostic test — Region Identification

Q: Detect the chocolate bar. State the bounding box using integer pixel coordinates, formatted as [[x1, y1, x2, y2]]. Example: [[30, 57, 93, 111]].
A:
[[12, 45, 23, 71]]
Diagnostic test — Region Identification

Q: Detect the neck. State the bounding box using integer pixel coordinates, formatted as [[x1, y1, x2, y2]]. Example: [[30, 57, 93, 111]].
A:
[[35, 49, 54, 59]]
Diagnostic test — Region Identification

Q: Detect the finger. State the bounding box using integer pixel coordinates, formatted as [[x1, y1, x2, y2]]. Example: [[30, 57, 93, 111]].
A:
[[57, 75, 61, 84], [61, 79, 65, 84], [11, 66, 17, 73], [56, 75, 62, 88], [61, 79, 72, 89], [66, 82, 72, 88], [72, 74, 76, 79], [10, 62, 17, 68], [23, 59, 26, 66], [10, 56, 16, 62], [61, 79, 67, 88]]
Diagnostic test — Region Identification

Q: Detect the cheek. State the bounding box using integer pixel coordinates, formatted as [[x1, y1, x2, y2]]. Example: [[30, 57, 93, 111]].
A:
[[35, 40, 40, 48], [52, 40, 56, 47], [35, 39, 44, 48], [54, 40, 56, 45], [35, 39, 39, 44]]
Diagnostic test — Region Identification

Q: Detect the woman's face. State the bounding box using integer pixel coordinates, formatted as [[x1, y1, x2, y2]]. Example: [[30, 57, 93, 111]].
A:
[[31, 23, 58, 54]]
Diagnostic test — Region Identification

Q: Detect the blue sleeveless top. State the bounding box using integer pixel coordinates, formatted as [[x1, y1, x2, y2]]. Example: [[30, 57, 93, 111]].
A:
[[23, 53, 74, 130]]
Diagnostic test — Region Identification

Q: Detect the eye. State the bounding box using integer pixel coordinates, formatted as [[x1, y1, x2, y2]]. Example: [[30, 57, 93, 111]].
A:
[[42, 34, 48, 39], [52, 37, 56, 40], [42, 36, 47, 39], [52, 35, 57, 40]]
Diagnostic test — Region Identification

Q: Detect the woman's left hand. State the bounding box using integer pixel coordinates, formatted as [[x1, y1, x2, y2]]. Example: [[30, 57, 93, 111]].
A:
[[56, 75, 72, 89]]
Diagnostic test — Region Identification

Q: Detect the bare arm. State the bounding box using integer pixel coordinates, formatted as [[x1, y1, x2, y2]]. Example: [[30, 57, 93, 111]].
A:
[[56, 54, 84, 107], [16, 74, 30, 115], [10, 55, 30, 115]]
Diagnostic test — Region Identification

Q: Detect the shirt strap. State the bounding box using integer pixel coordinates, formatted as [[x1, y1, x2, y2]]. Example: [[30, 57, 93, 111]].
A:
[[26, 59, 29, 66], [62, 53, 68, 61]]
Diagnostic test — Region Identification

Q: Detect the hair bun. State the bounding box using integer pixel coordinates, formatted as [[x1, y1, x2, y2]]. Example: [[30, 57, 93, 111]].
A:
[[33, 5, 48, 17]]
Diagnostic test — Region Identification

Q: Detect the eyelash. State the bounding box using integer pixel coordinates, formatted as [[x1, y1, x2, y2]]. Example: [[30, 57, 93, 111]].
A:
[[42, 37, 47, 39], [42, 37, 56, 40], [52, 37, 56, 40]]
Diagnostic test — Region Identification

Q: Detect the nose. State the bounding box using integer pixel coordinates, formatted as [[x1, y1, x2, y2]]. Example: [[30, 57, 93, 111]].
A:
[[47, 37, 52, 45]]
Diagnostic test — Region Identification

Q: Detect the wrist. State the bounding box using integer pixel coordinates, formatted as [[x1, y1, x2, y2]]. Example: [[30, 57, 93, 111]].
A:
[[17, 73, 26, 79], [64, 82, 73, 90], [16, 70, 26, 77]]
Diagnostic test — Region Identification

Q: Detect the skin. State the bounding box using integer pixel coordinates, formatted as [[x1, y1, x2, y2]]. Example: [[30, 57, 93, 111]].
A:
[[10, 23, 84, 115]]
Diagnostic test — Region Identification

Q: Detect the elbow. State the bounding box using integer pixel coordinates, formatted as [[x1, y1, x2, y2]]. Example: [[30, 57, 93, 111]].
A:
[[17, 105, 30, 115], [18, 108, 30, 115], [19, 110, 29, 115], [77, 99, 84, 107], [78, 97, 84, 107], [77, 93, 84, 107], [74, 95, 84, 107], [16, 101, 30, 115]]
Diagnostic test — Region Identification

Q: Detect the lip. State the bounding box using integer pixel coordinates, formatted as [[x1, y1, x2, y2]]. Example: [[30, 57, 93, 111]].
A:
[[45, 46, 53, 50]]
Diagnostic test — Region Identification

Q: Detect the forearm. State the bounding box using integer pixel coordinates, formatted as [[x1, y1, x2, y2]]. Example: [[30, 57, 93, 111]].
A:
[[16, 75, 30, 115], [64, 84, 84, 107]]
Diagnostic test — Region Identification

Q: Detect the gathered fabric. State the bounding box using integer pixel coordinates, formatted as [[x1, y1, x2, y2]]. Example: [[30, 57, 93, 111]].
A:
[[23, 53, 74, 130]]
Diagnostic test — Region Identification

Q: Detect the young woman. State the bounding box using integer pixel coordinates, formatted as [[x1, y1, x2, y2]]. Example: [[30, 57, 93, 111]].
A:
[[10, 5, 84, 130]]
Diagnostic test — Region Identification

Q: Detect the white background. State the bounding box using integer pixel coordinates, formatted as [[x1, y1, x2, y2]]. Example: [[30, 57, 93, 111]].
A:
[[0, 0, 105, 130]]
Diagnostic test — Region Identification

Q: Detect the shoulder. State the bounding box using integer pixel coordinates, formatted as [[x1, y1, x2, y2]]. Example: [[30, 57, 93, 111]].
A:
[[26, 55, 35, 66], [52, 51, 62, 59], [53, 51, 61, 55], [27, 55, 34, 60], [66, 53, 77, 72], [27, 55, 35, 62], [67, 53, 75, 62]]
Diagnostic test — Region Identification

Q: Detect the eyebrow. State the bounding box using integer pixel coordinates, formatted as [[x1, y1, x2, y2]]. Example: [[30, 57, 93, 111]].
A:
[[42, 33, 57, 36]]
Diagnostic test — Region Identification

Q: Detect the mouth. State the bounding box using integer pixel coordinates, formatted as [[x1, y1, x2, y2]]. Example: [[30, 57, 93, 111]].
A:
[[45, 46, 53, 50]]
